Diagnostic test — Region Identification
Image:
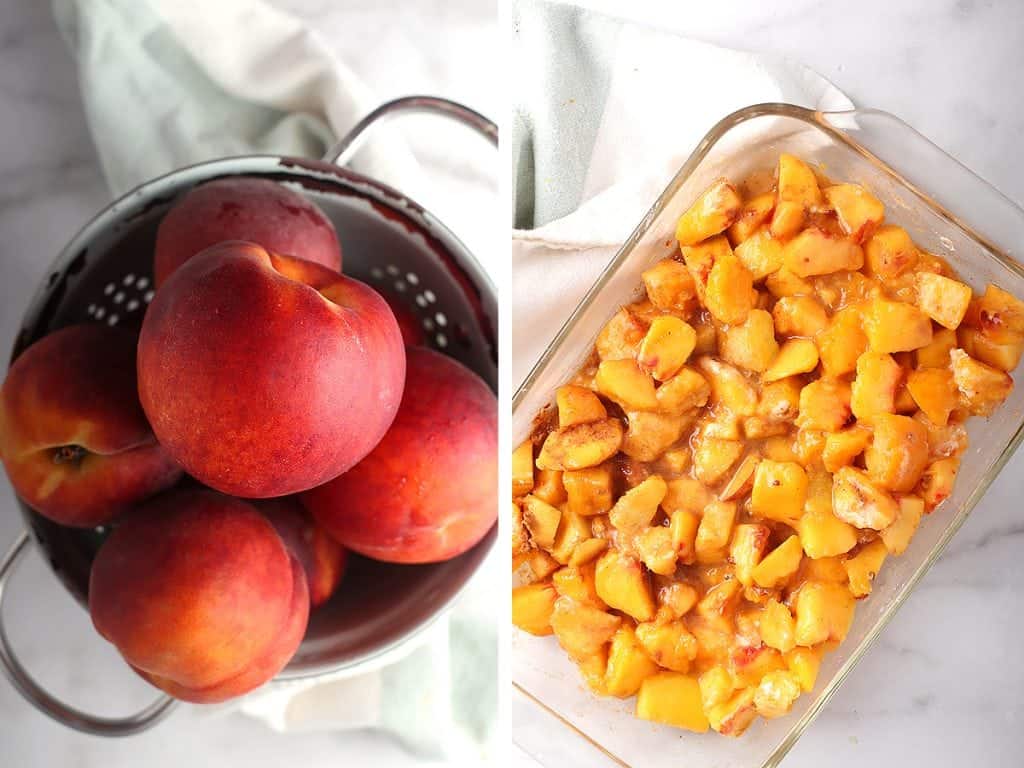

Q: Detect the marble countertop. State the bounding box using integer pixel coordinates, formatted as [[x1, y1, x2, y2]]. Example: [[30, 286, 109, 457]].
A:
[[0, 1, 495, 766], [512, 1, 1024, 767]]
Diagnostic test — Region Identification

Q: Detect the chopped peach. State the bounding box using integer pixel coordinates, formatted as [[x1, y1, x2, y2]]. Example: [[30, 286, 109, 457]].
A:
[[817, 306, 868, 378], [705, 251, 755, 325], [964, 283, 1024, 339], [728, 193, 776, 244], [695, 500, 738, 563], [730, 523, 771, 586], [605, 625, 660, 697], [512, 583, 558, 636], [636, 526, 677, 576], [595, 550, 655, 622], [537, 418, 624, 471], [831, 466, 899, 529], [783, 228, 864, 277], [824, 183, 885, 242], [864, 413, 929, 492], [772, 295, 828, 337], [636, 672, 709, 733], [735, 229, 784, 280], [864, 225, 918, 279], [699, 666, 735, 710], [556, 385, 607, 428], [533, 466, 566, 505], [850, 351, 902, 421], [512, 440, 534, 497], [785, 646, 823, 692], [844, 538, 888, 598], [763, 339, 819, 383], [522, 495, 561, 549], [958, 326, 1024, 372], [676, 180, 743, 246], [656, 366, 711, 413], [622, 410, 689, 462], [822, 425, 871, 473], [916, 272, 972, 330], [919, 457, 959, 511], [609, 474, 667, 532], [881, 496, 924, 555], [564, 465, 614, 516], [552, 564, 606, 608], [577, 649, 608, 695], [663, 476, 714, 515], [752, 535, 803, 589], [760, 599, 797, 653], [670, 509, 701, 564], [794, 581, 855, 646], [719, 309, 779, 372], [529, 550, 560, 581], [720, 454, 761, 501], [694, 438, 744, 486], [863, 298, 933, 353], [799, 504, 858, 559], [797, 379, 852, 432], [637, 316, 697, 381], [751, 460, 808, 525], [770, 200, 806, 239], [754, 670, 802, 719], [916, 327, 958, 368], [950, 348, 1014, 416], [766, 267, 815, 298], [778, 154, 823, 208], [660, 582, 700, 618], [906, 368, 958, 426], [757, 377, 803, 426], [596, 307, 647, 361], [550, 509, 593, 564], [708, 688, 758, 737], [636, 620, 699, 673], [569, 537, 609, 567], [698, 357, 758, 417], [642, 259, 698, 313], [595, 359, 658, 410], [550, 596, 621, 660]]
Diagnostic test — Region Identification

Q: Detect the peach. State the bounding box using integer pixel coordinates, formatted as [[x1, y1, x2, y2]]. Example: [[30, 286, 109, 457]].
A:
[[138, 242, 406, 497], [89, 489, 308, 703], [0, 324, 181, 527], [303, 347, 496, 563], [153, 178, 341, 286], [258, 497, 347, 608], [380, 290, 426, 346]]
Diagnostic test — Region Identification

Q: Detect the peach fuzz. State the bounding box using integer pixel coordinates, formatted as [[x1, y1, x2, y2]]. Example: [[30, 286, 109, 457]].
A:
[[259, 496, 347, 608], [303, 347, 496, 564], [89, 489, 308, 704], [0, 324, 182, 527], [138, 241, 406, 498], [153, 177, 341, 286]]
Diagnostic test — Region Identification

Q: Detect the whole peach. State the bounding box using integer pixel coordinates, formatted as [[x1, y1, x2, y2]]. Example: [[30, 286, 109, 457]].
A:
[[303, 347, 496, 563], [0, 324, 182, 527], [138, 242, 405, 498], [89, 489, 308, 703], [259, 497, 347, 608], [153, 178, 341, 286]]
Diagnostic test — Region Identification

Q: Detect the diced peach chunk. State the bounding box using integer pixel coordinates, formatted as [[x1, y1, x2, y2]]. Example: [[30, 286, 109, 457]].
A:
[[705, 251, 755, 325], [916, 327, 958, 368], [708, 688, 758, 737], [522, 495, 561, 549], [622, 410, 689, 462], [906, 368, 957, 426], [881, 496, 924, 555], [751, 460, 808, 525], [799, 504, 858, 559], [595, 359, 658, 410], [863, 298, 933, 353], [916, 272, 972, 330], [763, 339, 819, 383], [675, 180, 743, 246], [596, 307, 647, 361], [699, 666, 735, 710], [512, 440, 534, 497], [595, 550, 655, 622], [778, 154, 824, 208], [850, 351, 902, 421], [663, 476, 713, 515], [730, 523, 771, 586], [550, 509, 594, 564], [950, 348, 1014, 416], [796, 379, 851, 432], [822, 425, 871, 473], [728, 193, 776, 244], [770, 200, 806, 240], [636, 620, 699, 673], [751, 535, 803, 589], [637, 316, 697, 381], [636, 672, 709, 733], [550, 596, 621, 660], [772, 295, 828, 337], [695, 500, 738, 563], [564, 465, 614, 516], [552, 563, 606, 608], [864, 413, 929, 492], [794, 581, 855, 646], [719, 454, 761, 501], [760, 599, 796, 653], [817, 306, 868, 378], [512, 583, 558, 636], [642, 258, 698, 313], [660, 582, 699, 618], [605, 625, 660, 698], [694, 437, 744, 486], [609, 474, 667, 532], [831, 466, 898, 530], [719, 309, 779, 373], [785, 646, 823, 692], [964, 283, 1024, 339], [670, 509, 701, 564], [783, 228, 864, 277], [569, 537, 608, 567], [656, 366, 711, 413], [824, 183, 885, 242], [537, 418, 624, 471], [958, 326, 1024, 373], [636, 526, 677, 576], [734, 229, 784, 280], [556, 385, 607, 428], [865, 225, 918, 279], [919, 457, 959, 511], [844, 538, 888, 598], [754, 670, 803, 719]]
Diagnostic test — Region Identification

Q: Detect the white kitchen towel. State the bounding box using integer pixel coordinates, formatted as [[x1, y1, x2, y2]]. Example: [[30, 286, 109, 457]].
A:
[[51, 0, 495, 761], [510, 0, 853, 386]]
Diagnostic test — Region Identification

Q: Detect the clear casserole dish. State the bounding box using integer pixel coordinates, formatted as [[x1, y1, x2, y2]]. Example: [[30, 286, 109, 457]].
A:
[[511, 103, 1024, 768]]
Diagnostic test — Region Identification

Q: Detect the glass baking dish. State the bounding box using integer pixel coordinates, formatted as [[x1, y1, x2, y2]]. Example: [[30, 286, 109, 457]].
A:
[[511, 103, 1024, 768]]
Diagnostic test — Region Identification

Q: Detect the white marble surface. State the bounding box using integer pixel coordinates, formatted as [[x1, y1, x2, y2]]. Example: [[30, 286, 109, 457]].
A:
[[0, 1, 496, 766], [512, 1, 1024, 767]]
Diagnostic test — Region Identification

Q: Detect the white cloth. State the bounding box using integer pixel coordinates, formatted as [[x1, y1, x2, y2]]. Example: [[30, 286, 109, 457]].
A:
[[510, 0, 853, 386], [51, 0, 495, 760]]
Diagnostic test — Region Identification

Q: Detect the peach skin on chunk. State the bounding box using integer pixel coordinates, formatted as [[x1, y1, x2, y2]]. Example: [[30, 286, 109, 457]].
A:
[[303, 347, 496, 564], [89, 489, 309, 703], [138, 242, 406, 498], [0, 324, 182, 527]]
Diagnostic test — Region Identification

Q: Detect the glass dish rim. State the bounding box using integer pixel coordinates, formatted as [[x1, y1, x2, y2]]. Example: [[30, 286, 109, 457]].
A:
[[511, 101, 1024, 767]]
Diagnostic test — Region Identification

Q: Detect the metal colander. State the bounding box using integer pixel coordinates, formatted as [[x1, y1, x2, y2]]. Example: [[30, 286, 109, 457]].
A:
[[0, 97, 497, 736]]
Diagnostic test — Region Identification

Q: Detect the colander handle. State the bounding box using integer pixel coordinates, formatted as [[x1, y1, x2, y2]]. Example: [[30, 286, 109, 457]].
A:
[[323, 95, 498, 166], [0, 531, 177, 736]]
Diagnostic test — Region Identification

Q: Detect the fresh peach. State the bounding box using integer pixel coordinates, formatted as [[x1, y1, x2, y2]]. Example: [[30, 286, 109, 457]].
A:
[[0, 324, 181, 527], [259, 497, 347, 608], [380, 290, 426, 346], [303, 347, 496, 563], [89, 489, 308, 704], [138, 242, 405, 497], [153, 178, 341, 286]]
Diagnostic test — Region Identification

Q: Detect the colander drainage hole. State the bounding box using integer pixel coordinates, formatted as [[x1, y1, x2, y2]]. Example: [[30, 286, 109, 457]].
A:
[[103, 283, 115, 296], [107, 314, 119, 326], [434, 312, 447, 327], [144, 290, 155, 303], [126, 299, 140, 312], [136, 276, 150, 290], [423, 290, 436, 304], [406, 272, 419, 285], [123, 274, 136, 286], [386, 264, 400, 276], [394, 280, 406, 292], [94, 307, 106, 319], [416, 295, 428, 308], [113, 291, 125, 304], [435, 333, 448, 348]]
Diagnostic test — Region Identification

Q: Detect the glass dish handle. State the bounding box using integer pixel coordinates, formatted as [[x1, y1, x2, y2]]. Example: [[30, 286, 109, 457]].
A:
[[323, 95, 498, 167], [818, 108, 1024, 268], [0, 532, 177, 736]]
